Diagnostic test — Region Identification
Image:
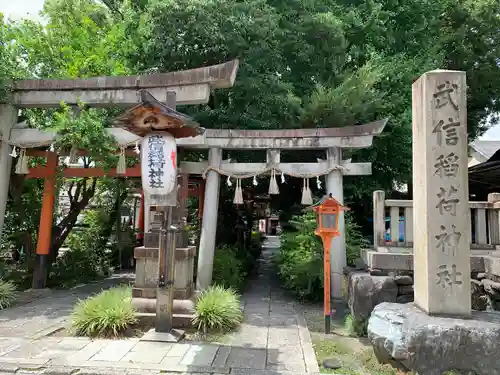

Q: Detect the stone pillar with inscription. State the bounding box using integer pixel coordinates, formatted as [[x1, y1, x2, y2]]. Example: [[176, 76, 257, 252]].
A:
[[412, 70, 471, 316]]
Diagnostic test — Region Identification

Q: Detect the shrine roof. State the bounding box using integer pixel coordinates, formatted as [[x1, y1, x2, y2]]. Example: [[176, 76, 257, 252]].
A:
[[113, 90, 204, 138]]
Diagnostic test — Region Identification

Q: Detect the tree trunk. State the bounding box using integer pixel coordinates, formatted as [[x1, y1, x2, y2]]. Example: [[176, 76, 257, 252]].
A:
[[95, 181, 129, 256], [49, 178, 97, 262]]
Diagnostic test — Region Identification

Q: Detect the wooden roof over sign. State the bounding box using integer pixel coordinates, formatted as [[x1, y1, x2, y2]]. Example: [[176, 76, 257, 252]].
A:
[[113, 90, 204, 138]]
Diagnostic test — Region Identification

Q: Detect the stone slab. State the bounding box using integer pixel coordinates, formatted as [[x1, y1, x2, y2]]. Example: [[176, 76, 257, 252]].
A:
[[140, 328, 185, 343], [226, 347, 267, 369], [179, 344, 219, 366], [47, 358, 230, 374], [368, 302, 500, 375], [162, 343, 191, 358], [363, 251, 487, 273], [121, 350, 168, 364], [66, 340, 109, 362], [212, 346, 231, 367], [90, 340, 138, 362]]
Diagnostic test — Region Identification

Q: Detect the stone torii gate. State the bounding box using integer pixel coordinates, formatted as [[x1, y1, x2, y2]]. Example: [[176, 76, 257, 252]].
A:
[[178, 122, 388, 298], [0, 60, 387, 300]]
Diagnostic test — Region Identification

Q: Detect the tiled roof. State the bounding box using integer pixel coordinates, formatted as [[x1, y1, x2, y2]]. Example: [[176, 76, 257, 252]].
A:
[[470, 140, 500, 160]]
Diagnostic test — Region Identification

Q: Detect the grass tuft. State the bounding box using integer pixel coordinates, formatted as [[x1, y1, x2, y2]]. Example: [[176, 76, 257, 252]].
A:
[[0, 280, 16, 309], [193, 285, 243, 333], [71, 285, 137, 338]]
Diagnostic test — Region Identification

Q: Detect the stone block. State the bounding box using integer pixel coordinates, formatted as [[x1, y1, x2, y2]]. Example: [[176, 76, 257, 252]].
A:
[[471, 256, 486, 273], [134, 246, 195, 294], [225, 347, 267, 370], [484, 255, 500, 278], [471, 279, 488, 311], [366, 252, 414, 271], [394, 275, 413, 285], [396, 295, 413, 303], [398, 285, 414, 295], [180, 344, 219, 366], [368, 302, 500, 375], [347, 273, 397, 322]]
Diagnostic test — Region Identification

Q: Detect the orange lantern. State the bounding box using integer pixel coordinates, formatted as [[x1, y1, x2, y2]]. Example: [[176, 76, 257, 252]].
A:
[[312, 194, 349, 334]]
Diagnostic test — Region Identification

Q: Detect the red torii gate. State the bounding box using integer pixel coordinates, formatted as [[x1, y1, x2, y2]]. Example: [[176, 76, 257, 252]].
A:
[[25, 148, 205, 287]]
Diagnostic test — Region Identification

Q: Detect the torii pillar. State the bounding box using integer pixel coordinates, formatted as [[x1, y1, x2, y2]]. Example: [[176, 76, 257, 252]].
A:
[[0, 105, 17, 241], [326, 147, 346, 300]]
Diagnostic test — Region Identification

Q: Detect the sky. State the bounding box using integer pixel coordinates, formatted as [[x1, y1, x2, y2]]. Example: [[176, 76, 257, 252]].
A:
[[2, 1, 500, 140], [0, 0, 45, 21]]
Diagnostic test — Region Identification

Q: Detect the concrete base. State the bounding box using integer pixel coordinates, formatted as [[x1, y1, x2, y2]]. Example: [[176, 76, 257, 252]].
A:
[[368, 302, 500, 375], [140, 328, 185, 343]]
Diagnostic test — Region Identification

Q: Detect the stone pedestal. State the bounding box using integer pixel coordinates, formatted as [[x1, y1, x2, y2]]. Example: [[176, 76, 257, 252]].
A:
[[412, 70, 471, 316], [133, 246, 196, 300], [132, 175, 196, 328], [368, 302, 500, 375]]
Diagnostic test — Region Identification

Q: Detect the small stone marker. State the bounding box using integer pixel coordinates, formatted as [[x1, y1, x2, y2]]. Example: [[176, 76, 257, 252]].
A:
[[323, 358, 342, 369], [412, 70, 471, 316]]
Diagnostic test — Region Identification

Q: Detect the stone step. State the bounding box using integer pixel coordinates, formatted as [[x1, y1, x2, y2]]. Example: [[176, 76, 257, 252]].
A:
[[135, 312, 193, 328]]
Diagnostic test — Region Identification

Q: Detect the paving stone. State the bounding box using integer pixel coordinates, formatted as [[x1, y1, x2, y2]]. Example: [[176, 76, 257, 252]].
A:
[[35, 338, 92, 359], [266, 346, 304, 366], [159, 356, 183, 366], [180, 344, 219, 366], [212, 346, 231, 367], [90, 340, 138, 362], [226, 347, 266, 369], [130, 341, 172, 352], [66, 340, 109, 361], [121, 350, 168, 364], [3, 339, 61, 359], [0, 273, 134, 339], [164, 343, 191, 358]]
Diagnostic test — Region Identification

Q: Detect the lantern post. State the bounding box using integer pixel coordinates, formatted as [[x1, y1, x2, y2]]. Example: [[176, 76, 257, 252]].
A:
[[313, 193, 349, 334], [114, 90, 204, 341]]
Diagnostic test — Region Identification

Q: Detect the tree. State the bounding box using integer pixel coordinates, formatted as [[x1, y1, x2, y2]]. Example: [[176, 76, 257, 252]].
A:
[[117, 0, 499, 228], [1, 0, 133, 282]]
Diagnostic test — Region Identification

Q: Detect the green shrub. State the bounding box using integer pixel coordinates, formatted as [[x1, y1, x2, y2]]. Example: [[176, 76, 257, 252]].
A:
[[48, 247, 112, 289], [345, 213, 370, 266], [212, 245, 246, 291], [249, 231, 264, 259], [71, 285, 137, 337], [0, 280, 17, 309], [275, 211, 368, 300], [193, 285, 243, 333], [344, 314, 367, 337]]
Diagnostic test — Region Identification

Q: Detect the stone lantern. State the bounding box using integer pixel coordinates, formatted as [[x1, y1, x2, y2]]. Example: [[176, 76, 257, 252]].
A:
[[114, 89, 204, 341]]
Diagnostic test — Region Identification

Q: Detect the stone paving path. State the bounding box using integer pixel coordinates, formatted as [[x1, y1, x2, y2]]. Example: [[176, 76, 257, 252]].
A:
[[0, 272, 134, 338], [0, 237, 320, 375]]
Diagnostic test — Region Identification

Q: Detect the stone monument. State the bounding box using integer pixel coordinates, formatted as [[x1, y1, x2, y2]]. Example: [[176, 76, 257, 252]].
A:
[[412, 70, 471, 316], [367, 70, 500, 375]]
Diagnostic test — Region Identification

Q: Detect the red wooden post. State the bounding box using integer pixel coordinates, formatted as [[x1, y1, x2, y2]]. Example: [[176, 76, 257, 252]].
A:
[[136, 191, 145, 245], [32, 152, 58, 289]]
